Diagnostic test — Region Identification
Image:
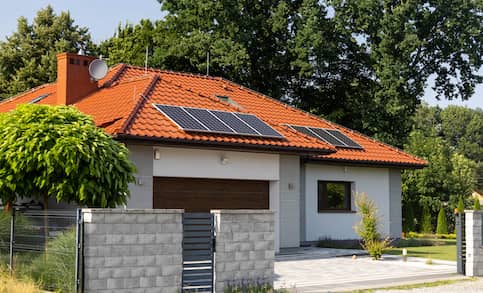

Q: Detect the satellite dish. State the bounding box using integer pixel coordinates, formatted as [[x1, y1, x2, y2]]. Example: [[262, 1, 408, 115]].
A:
[[88, 59, 108, 80]]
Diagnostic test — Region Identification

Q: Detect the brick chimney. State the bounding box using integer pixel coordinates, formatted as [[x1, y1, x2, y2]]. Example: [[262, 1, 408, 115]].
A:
[[57, 52, 98, 105]]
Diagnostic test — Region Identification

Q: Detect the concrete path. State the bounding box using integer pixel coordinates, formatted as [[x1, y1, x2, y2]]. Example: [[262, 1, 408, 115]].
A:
[[275, 249, 460, 292]]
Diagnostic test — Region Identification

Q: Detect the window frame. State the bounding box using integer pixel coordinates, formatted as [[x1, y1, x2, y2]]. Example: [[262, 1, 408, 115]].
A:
[[317, 180, 353, 213]]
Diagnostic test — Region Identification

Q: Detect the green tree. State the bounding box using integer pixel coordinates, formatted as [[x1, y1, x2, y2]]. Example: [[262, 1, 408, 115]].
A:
[[436, 206, 448, 234], [420, 205, 433, 233], [0, 5, 95, 99], [402, 202, 415, 233], [440, 106, 483, 190], [330, 0, 483, 146], [0, 104, 136, 208]]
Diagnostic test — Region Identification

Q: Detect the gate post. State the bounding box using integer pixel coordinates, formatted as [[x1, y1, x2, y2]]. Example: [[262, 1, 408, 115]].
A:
[[456, 212, 466, 274], [75, 208, 84, 293], [9, 207, 15, 276]]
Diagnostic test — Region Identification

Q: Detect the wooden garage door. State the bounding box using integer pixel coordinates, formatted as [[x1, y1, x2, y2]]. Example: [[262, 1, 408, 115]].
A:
[[153, 177, 269, 212]]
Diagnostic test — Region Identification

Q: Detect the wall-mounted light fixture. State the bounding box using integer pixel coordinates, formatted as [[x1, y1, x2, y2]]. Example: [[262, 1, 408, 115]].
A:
[[154, 148, 161, 160], [220, 155, 229, 165]]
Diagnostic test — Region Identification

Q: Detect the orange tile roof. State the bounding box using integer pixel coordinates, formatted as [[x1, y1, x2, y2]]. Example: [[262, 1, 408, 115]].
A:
[[0, 64, 427, 167]]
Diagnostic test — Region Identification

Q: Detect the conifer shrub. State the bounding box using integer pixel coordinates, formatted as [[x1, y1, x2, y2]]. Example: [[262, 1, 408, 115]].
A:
[[474, 198, 481, 210], [457, 196, 465, 213], [436, 206, 448, 234], [420, 205, 433, 234]]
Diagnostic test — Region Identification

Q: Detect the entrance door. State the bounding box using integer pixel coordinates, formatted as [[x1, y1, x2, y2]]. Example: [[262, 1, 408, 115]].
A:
[[153, 177, 269, 212]]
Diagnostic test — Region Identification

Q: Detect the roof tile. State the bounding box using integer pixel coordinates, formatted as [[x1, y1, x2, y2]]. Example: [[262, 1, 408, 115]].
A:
[[0, 63, 427, 167]]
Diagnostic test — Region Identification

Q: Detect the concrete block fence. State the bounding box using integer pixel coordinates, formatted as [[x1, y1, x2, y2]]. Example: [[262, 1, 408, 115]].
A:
[[212, 210, 275, 293], [465, 210, 483, 276], [81, 208, 275, 292], [82, 209, 184, 293]]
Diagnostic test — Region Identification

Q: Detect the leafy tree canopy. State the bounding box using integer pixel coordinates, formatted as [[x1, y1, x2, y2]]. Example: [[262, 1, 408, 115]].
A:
[[0, 5, 95, 99], [0, 105, 136, 208]]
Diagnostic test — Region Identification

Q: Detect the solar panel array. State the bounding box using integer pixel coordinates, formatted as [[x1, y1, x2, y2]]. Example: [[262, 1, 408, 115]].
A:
[[289, 125, 363, 149], [154, 104, 284, 138]]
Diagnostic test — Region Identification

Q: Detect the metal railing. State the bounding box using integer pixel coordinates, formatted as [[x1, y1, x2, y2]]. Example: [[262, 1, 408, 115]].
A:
[[0, 207, 80, 292]]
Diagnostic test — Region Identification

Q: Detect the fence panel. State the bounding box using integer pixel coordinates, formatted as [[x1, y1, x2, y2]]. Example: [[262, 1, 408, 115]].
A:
[[5, 207, 78, 292]]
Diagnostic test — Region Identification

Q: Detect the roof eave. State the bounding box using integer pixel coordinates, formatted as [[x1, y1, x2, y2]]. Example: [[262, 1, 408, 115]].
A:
[[114, 134, 336, 156], [303, 157, 428, 169]]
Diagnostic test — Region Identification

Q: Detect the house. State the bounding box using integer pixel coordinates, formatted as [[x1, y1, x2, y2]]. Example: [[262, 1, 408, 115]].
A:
[[0, 52, 427, 251]]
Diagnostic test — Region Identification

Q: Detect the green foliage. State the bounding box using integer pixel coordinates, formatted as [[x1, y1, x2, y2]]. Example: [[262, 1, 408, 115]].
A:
[[436, 206, 448, 235], [224, 282, 288, 293], [474, 198, 481, 210], [0, 104, 136, 207], [330, 0, 483, 145], [402, 202, 415, 233], [402, 105, 480, 231], [26, 229, 75, 292], [420, 205, 433, 234], [0, 5, 95, 100], [457, 196, 465, 214], [354, 193, 391, 260], [406, 232, 456, 240]]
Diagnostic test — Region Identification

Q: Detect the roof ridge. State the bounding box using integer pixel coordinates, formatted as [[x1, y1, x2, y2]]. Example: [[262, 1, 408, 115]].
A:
[[159, 76, 247, 113], [125, 64, 222, 81], [119, 74, 160, 134], [100, 63, 127, 88], [217, 77, 426, 164], [0, 82, 56, 105]]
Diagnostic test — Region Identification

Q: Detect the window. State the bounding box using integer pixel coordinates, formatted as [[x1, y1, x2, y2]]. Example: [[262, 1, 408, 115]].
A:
[[318, 181, 352, 212]]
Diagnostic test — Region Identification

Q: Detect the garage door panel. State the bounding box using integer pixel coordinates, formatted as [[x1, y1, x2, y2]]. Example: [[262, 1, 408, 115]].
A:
[[153, 177, 269, 212]]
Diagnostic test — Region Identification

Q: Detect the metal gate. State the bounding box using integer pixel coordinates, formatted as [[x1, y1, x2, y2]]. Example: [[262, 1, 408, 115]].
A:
[[456, 213, 466, 274], [182, 213, 215, 292]]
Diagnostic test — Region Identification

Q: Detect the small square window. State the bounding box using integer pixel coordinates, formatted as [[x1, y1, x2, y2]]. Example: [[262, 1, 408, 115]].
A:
[[318, 181, 351, 212]]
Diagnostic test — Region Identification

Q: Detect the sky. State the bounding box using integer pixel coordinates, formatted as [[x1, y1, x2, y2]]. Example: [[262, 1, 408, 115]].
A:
[[0, 0, 481, 109]]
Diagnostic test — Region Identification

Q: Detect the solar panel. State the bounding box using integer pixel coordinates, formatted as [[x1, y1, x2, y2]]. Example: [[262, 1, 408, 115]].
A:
[[309, 128, 346, 146], [289, 124, 363, 149], [210, 110, 259, 135], [29, 93, 50, 104], [155, 105, 208, 131], [154, 104, 284, 139], [290, 125, 316, 138], [326, 129, 362, 149], [184, 108, 234, 133], [235, 113, 283, 138]]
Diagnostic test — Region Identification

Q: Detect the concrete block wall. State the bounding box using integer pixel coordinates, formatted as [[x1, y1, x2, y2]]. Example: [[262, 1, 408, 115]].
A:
[[465, 210, 483, 276], [212, 210, 275, 292], [82, 209, 183, 293]]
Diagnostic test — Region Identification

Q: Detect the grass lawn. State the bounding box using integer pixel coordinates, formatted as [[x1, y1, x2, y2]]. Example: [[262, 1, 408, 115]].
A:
[[385, 238, 456, 261]]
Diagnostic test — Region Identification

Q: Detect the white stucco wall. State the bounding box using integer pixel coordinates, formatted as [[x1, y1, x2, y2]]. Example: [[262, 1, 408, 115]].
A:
[[304, 164, 399, 241], [279, 155, 301, 248], [152, 147, 279, 180], [126, 144, 154, 209]]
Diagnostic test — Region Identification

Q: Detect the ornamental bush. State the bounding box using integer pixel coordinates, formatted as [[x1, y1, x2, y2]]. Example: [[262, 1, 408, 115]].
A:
[[354, 193, 391, 260], [0, 104, 136, 208]]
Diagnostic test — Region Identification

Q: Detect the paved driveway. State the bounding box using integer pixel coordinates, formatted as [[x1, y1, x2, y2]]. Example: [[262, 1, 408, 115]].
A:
[[274, 248, 460, 292]]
